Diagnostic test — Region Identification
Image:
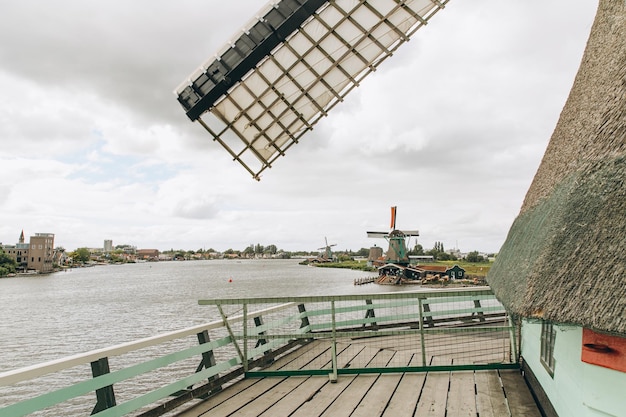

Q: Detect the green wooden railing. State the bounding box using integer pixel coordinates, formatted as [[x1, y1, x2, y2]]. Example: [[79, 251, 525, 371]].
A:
[[0, 288, 518, 417]]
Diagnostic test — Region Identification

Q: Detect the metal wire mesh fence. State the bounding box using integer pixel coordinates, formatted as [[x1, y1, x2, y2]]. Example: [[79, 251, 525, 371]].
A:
[[198, 288, 517, 379]]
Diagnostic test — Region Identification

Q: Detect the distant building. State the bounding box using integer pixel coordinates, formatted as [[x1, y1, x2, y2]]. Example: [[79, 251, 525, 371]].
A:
[[376, 263, 465, 282], [1, 230, 30, 271], [408, 255, 434, 264], [1, 231, 55, 273], [445, 264, 465, 280], [104, 240, 113, 253], [118, 245, 137, 255], [28, 233, 55, 273], [137, 249, 159, 261]]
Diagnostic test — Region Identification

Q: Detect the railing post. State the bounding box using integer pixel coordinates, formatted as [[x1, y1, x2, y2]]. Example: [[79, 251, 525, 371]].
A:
[[298, 303, 310, 329], [329, 300, 338, 383], [90, 357, 116, 415], [197, 330, 217, 371], [418, 298, 427, 367], [195, 330, 221, 394], [509, 313, 520, 363], [254, 315, 274, 365], [422, 302, 435, 328], [364, 299, 378, 329], [254, 315, 268, 347], [298, 303, 313, 343], [473, 299, 486, 322], [243, 303, 248, 373]]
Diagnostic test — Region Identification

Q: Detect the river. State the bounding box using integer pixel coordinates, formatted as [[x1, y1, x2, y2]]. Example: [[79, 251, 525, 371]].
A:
[[0, 259, 406, 374]]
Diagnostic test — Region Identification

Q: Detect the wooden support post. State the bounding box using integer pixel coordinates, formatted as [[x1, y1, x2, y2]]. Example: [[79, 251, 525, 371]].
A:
[[298, 303, 313, 343], [195, 330, 221, 396], [364, 299, 378, 329], [243, 304, 248, 373], [254, 315, 274, 365], [196, 330, 218, 372], [418, 298, 427, 367], [298, 303, 310, 329], [329, 301, 337, 383], [474, 299, 486, 322], [90, 357, 116, 415], [173, 331, 221, 397], [422, 302, 435, 328], [254, 316, 268, 347], [509, 314, 520, 364]]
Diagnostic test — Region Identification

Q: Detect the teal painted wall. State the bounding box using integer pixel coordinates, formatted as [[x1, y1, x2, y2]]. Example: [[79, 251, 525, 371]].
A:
[[522, 321, 626, 417]]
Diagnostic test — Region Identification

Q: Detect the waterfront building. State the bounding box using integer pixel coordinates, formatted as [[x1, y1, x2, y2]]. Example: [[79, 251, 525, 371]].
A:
[[136, 249, 159, 261], [1, 231, 55, 273], [2, 230, 29, 270], [27, 233, 55, 273], [488, 2, 625, 416], [104, 239, 113, 253]]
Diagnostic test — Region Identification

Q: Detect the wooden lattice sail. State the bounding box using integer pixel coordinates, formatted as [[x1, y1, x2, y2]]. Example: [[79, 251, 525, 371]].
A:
[[175, 0, 450, 180]]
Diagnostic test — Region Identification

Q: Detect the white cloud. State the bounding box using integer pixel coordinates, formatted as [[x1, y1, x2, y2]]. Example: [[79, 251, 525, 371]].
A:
[[0, 0, 599, 254]]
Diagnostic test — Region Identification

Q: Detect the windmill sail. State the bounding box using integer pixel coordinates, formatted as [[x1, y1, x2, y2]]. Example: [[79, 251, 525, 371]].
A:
[[176, 0, 450, 179], [368, 206, 418, 264]]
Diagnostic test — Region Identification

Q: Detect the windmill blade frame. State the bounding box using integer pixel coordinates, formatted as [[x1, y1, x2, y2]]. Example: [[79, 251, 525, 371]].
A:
[[399, 230, 420, 236], [175, 0, 450, 179]]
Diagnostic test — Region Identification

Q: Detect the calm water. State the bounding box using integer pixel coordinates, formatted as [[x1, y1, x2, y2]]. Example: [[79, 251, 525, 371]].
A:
[[0, 259, 403, 373]]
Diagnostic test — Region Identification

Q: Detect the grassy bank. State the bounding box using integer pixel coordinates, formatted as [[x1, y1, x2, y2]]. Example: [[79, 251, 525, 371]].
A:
[[312, 260, 376, 272], [423, 261, 492, 277]]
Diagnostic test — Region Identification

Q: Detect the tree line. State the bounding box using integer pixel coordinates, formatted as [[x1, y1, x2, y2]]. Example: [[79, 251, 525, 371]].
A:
[[410, 241, 489, 263], [0, 250, 17, 277], [1, 240, 492, 276]]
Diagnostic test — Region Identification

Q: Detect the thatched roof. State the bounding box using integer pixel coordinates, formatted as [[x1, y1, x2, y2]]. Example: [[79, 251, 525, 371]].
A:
[[487, 0, 626, 334]]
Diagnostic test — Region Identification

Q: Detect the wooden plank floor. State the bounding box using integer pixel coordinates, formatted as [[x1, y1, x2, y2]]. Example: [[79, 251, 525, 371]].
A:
[[175, 337, 541, 417]]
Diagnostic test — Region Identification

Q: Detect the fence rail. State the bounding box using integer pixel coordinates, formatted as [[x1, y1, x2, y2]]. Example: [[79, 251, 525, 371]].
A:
[[0, 287, 517, 417]]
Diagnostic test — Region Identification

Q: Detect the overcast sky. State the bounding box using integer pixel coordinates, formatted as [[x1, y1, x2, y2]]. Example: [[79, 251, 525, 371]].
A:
[[0, 0, 597, 254]]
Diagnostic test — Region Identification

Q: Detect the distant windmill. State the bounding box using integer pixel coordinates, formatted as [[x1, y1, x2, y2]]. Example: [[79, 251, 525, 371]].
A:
[[367, 207, 419, 266], [318, 237, 337, 261]]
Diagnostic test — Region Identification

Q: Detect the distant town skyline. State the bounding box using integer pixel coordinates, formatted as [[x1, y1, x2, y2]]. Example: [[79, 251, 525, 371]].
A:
[[2, 229, 490, 257]]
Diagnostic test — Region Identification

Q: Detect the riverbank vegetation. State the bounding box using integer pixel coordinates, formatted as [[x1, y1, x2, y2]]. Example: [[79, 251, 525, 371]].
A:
[[426, 260, 492, 276], [0, 250, 18, 277], [313, 260, 376, 272]]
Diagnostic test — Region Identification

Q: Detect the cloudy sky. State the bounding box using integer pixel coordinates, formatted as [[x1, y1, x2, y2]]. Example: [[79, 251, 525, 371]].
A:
[[0, 1, 597, 254]]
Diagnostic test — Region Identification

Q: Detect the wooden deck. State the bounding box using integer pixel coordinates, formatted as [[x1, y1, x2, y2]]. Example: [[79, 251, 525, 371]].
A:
[[174, 336, 541, 417]]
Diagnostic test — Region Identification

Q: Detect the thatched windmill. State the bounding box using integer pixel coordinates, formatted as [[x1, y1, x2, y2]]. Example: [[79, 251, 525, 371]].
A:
[[488, 1, 625, 415], [317, 237, 337, 261], [489, 0, 625, 336], [367, 206, 419, 266]]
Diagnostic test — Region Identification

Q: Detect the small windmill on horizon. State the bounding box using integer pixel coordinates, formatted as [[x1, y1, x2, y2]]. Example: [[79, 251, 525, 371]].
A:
[[367, 206, 419, 266], [318, 237, 337, 261]]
